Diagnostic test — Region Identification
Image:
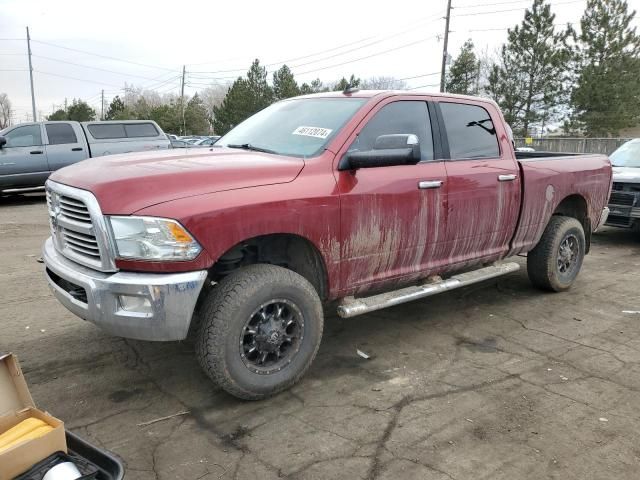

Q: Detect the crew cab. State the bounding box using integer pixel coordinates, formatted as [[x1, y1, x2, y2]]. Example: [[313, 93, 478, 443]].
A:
[[605, 138, 640, 232], [42, 91, 612, 399], [0, 120, 169, 194]]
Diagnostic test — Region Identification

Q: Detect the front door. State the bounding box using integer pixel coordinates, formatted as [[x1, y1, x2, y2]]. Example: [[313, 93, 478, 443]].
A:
[[437, 100, 521, 264], [336, 98, 448, 294], [44, 122, 87, 171], [0, 123, 48, 190]]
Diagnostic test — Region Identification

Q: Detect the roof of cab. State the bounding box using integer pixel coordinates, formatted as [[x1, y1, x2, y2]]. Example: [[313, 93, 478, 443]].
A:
[[295, 89, 499, 105]]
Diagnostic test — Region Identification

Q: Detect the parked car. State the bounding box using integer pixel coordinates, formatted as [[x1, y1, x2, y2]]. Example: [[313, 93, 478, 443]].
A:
[[170, 139, 192, 148], [42, 90, 612, 399], [0, 120, 170, 194], [605, 138, 640, 231], [192, 136, 220, 146]]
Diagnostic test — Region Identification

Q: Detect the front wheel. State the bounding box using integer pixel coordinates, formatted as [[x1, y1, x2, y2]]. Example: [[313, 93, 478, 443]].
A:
[[195, 264, 323, 400], [527, 216, 586, 292]]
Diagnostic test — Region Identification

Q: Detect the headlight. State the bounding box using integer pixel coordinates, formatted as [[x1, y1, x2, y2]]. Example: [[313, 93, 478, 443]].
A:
[[108, 216, 202, 261]]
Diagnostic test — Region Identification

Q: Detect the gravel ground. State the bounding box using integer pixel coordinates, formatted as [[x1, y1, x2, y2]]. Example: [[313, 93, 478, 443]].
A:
[[1, 192, 639, 480]]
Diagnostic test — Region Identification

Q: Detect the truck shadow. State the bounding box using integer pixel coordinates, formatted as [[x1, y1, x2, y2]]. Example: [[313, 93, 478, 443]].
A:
[[0, 192, 47, 206], [592, 227, 639, 248]]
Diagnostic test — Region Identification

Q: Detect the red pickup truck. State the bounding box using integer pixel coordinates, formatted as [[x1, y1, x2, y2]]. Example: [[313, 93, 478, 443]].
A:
[[43, 90, 612, 399]]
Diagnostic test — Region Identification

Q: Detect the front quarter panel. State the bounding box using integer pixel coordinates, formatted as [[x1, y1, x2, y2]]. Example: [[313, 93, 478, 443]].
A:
[[124, 152, 342, 297]]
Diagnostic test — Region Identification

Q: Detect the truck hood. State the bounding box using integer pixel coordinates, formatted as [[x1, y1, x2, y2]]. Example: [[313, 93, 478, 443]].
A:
[[50, 148, 305, 214], [612, 166, 640, 184]]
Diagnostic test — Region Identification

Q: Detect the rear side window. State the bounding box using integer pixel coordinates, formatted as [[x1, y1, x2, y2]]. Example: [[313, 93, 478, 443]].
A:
[[349, 101, 434, 161], [124, 123, 158, 137], [440, 102, 500, 159], [46, 123, 78, 145], [88, 123, 126, 139]]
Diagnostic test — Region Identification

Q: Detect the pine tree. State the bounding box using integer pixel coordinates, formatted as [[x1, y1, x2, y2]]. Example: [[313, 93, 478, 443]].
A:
[[486, 0, 570, 136], [105, 96, 126, 120], [66, 99, 96, 122], [300, 78, 325, 94], [47, 109, 68, 121], [571, 0, 640, 136], [184, 93, 210, 134], [273, 65, 300, 100], [213, 60, 274, 134], [333, 75, 361, 91], [446, 40, 480, 95]]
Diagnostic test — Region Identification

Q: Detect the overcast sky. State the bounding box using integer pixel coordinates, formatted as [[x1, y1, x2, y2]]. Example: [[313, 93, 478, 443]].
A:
[[1, 0, 638, 122]]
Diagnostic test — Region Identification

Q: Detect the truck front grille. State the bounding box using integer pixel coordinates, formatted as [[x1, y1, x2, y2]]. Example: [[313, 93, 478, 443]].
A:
[[46, 181, 116, 272], [608, 191, 635, 207]]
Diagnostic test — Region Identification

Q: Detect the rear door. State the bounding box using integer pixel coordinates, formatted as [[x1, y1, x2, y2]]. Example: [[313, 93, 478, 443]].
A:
[[437, 100, 520, 263], [336, 98, 448, 292], [0, 123, 48, 190], [44, 122, 87, 171]]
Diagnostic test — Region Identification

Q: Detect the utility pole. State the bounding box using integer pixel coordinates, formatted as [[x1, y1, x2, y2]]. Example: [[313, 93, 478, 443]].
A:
[[439, 0, 453, 93], [101, 89, 104, 120], [26, 27, 37, 121], [180, 65, 186, 135]]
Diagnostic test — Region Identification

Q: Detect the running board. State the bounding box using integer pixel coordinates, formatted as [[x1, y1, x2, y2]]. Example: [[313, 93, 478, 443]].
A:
[[337, 262, 520, 318]]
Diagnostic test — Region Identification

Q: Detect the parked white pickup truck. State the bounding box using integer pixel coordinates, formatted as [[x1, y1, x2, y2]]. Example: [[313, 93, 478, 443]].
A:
[[0, 120, 170, 194], [606, 138, 640, 232]]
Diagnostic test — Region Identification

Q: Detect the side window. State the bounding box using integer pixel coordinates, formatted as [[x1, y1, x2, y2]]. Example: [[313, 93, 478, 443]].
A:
[[124, 123, 158, 138], [88, 123, 126, 139], [46, 123, 78, 145], [4, 125, 42, 148], [350, 101, 434, 161], [440, 102, 500, 159]]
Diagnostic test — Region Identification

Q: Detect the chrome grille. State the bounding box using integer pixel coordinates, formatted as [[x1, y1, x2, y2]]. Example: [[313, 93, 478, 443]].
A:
[[46, 181, 116, 272]]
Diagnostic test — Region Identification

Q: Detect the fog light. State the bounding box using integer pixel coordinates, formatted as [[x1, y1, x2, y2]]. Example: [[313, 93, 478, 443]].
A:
[[118, 295, 152, 314]]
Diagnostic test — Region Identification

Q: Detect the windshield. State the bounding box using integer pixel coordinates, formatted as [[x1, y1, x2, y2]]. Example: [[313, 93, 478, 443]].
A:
[[217, 97, 366, 158], [611, 140, 640, 168]]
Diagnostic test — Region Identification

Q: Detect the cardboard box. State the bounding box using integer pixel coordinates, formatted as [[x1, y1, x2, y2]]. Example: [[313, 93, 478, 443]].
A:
[[0, 354, 66, 480]]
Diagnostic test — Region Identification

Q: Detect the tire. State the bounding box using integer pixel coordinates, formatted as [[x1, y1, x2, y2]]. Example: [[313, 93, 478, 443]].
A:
[[527, 216, 586, 292], [195, 264, 323, 400]]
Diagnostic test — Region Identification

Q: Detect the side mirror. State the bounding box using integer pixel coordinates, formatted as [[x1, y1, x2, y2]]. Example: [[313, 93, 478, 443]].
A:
[[339, 134, 421, 170], [0, 136, 6, 149]]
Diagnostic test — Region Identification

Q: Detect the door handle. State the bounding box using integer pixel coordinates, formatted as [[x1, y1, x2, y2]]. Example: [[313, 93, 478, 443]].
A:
[[498, 174, 517, 182], [71, 147, 83, 151], [30, 150, 43, 155], [418, 180, 443, 189]]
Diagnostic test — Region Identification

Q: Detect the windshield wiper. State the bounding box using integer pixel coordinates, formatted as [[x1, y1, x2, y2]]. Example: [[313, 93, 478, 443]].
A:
[[226, 143, 277, 154]]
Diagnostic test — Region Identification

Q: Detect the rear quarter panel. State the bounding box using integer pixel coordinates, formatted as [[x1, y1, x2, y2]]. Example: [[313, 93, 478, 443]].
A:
[[509, 154, 612, 255]]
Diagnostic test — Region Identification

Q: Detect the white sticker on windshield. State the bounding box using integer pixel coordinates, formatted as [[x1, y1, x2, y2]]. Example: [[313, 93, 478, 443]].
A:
[[292, 126, 333, 139]]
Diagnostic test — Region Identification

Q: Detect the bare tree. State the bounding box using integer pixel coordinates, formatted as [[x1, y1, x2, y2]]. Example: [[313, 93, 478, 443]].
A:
[[361, 76, 408, 90], [200, 83, 230, 123], [0, 93, 12, 129]]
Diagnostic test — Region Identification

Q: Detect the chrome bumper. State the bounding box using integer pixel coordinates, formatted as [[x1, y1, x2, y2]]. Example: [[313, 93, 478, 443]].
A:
[[43, 237, 207, 341], [595, 206, 610, 232]]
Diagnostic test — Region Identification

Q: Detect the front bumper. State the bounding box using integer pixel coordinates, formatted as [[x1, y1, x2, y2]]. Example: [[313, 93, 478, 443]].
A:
[[43, 237, 207, 341], [595, 206, 610, 232]]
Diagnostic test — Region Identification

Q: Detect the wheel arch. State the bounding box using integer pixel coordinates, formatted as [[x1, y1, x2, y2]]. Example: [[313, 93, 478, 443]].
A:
[[208, 233, 330, 301], [552, 194, 591, 253]]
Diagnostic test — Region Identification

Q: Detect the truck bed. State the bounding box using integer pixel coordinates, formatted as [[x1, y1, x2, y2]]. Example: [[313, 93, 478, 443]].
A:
[[510, 153, 612, 255]]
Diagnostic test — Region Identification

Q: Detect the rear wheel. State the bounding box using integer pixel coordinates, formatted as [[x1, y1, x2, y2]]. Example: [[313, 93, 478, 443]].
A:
[[527, 216, 586, 292], [195, 264, 323, 400]]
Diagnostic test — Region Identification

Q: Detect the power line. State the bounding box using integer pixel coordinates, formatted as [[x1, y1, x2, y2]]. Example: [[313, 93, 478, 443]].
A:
[[184, 35, 437, 86], [30, 39, 178, 72], [33, 70, 124, 88], [453, 0, 583, 17], [31, 54, 173, 81], [189, 12, 445, 75]]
